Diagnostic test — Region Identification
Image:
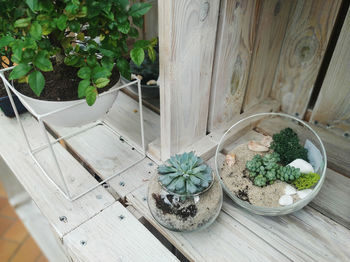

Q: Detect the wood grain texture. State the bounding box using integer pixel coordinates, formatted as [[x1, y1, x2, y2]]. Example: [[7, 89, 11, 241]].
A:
[[310, 168, 350, 229], [0, 113, 115, 238], [143, 0, 158, 40], [311, 8, 350, 130], [159, 0, 220, 160], [271, 0, 341, 117], [243, 0, 294, 111], [223, 200, 350, 261], [207, 0, 259, 131], [63, 201, 178, 262]]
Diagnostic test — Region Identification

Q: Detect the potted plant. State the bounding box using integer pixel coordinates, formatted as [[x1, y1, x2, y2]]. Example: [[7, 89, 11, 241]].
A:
[[0, 0, 157, 126], [121, 39, 159, 98], [148, 152, 223, 232], [0, 54, 27, 117]]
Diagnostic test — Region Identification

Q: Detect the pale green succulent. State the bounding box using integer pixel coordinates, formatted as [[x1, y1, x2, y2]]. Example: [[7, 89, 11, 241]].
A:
[[158, 152, 213, 195]]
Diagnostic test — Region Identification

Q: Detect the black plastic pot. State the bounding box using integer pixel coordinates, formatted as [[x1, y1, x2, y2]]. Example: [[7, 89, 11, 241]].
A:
[[0, 94, 27, 118], [121, 75, 159, 99]]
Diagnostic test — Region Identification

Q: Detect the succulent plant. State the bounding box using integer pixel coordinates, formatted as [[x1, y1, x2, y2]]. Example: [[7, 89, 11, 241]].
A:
[[158, 152, 212, 195], [292, 172, 320, 190], [254, 175, 267, 187], [277, 165, 301, 183]]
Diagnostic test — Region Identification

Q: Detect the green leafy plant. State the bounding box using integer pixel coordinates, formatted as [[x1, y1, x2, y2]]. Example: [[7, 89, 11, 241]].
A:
[[130, 38, 158, 85], [292, 172, 320, 190], [246, 152, 301, 186], [0, 0, 156, 105], [158, 152, 213, 195], [270, 128, 308, 165]]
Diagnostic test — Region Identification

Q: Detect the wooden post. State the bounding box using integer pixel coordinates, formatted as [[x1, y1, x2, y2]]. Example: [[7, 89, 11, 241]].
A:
[[159, 0, 220, 160]]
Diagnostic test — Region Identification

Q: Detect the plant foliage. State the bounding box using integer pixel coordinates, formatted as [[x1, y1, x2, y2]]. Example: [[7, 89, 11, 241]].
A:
[[158, 152, 213, 195], [292, 172, 320, 190], [0, 0, 156, 105], [270, 128, 308, 165]]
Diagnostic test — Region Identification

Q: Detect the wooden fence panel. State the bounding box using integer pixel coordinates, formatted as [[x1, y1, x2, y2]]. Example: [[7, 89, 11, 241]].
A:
[[270, 0, 341, 118], [207, 0, 259, 131], [144, 0, 158, 40], [242, 0, 294, 111], [159, 0, 220, 160], [311, 8, 350, 134]]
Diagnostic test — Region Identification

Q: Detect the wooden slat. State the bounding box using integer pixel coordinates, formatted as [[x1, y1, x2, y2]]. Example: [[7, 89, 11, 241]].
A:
[[159, 0, 220, 160], [0, 113, 115, 238], [271, 0, 341, 117], [143, 0, 158, 40], [63, 201, 178, 262], [256, 117, 350, 177], [311, 8, 350, 131], [243, 0, 294, 110], [128, 180, 289, 262], [223, 200, 350, 261], [207, 0, 259, 131], [310, 168, 350, 229]]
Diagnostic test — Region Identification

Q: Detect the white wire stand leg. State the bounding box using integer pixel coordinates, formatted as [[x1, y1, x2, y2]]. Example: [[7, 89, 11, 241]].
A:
[[0, 68, 146, 201]]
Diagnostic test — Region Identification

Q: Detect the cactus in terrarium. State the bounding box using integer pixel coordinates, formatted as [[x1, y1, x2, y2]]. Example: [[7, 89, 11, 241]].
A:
[[158, 152, 213, 195]]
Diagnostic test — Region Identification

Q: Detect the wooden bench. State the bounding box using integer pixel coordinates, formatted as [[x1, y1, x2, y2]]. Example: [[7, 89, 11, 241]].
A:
[[0, 92, 349, 262]]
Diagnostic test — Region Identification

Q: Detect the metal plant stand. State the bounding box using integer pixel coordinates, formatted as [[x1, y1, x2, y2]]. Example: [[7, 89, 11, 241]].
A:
[[0, 66, 146, 201]]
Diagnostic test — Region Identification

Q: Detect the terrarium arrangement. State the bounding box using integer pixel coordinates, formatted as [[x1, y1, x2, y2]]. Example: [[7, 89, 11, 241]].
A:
[[148, 152, 223, 232], [0, 0, 156, 126], [218, 114, 325, 215]]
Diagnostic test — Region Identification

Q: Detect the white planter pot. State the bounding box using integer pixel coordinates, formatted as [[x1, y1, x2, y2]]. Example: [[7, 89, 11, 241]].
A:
[[12, 80, 120, 127]]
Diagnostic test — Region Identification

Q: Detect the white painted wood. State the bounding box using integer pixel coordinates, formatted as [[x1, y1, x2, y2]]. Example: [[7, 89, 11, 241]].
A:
[[159, 0, 221, 160], [310, 168, 350, 229], [0, 113, 115, 238], [223, 199, 350, 261], [311, 8, 350, 130], [208, 0, 259, 131], [63, 201, 178, 262]]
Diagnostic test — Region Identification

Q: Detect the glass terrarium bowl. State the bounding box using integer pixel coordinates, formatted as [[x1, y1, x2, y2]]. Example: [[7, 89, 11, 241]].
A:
[[215, 112, 327, 216], [147, 172, 223, 232]]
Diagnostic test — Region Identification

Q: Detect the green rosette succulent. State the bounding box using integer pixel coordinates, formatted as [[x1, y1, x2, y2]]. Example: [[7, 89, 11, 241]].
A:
[[276, 165, 301, 183], [158, 152, 213, 195]]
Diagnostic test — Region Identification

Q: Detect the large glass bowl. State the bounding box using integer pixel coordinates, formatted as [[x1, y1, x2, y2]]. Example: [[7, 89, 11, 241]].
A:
[[215, 112, 327, 216]]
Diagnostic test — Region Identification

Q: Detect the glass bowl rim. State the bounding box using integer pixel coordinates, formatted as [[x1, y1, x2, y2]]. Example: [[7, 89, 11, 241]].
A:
[[214, 112, 327, 213]]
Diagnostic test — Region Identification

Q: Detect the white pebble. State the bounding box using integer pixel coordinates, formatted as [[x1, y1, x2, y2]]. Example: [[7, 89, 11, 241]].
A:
[[297, 189, 312, 199], [284, 185, 297, 195], [288, 159, 314, 174], [279, 195, 293, 206]]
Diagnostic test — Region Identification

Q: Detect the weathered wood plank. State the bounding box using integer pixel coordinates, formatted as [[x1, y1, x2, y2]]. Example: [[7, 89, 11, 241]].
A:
[[208, 0, 259, 131], [63, 201, 178, 262], [144, 0, 158, 40], [0, 113, 115, 238], [223, 200, 350, 261], [311, 8, 350, 131], [243, 0, 294, 110], [256, 117, 350, 177], [271, 0, 341, 117], [310, 168, 350, 229], [127, 158, 290, 262], [159, 0, 220, 160]]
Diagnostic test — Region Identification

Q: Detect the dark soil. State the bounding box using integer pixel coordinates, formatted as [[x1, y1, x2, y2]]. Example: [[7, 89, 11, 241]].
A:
[[152, 193, 198, 220], [11, 62, 120, 101], [0, 80, 7, 97], [236, 186, 250, 203]]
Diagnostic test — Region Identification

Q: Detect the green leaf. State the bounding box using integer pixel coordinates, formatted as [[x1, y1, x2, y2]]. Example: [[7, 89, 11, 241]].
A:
[[101, 57, 114, 71], [99, 48, 115, 58], [23, 38, 37, 50], [148, 46, 156, 63], [87, 55, 97, 67], [14, 18, 31, 28], [92, 66, 111, 80], [129, 3, 152, 18], [26, 0, 39, 12], [78, 80, 90, 98], [28, 70, 45, 96], [0, 36, 14, 48], [132, 16, 143, 28], [29, 22, 42, 41], [117, 22, 130, 34], [34, 51, 53, 71], [133, 40, 149, 49], [85, 86, 97, 106], [116, 58, 130, 79], [77, 66, 91, 79], [56, 15, 67, 31], [69, 21, 80, 32], [117, 0, 129, 10], [130, 47, 144, 66], [9, 64, 32, 80], [95, 78, 110, 88]]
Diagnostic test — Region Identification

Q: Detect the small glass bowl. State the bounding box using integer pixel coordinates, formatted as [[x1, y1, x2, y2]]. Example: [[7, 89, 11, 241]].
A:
[[215, 112, 327, 216], [147, 172, 223, 232]]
